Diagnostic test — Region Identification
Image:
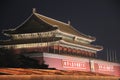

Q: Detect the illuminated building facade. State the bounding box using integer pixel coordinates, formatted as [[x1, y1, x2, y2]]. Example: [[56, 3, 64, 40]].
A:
[[1, 8, 102, 57], [0, 9, 120, 76]]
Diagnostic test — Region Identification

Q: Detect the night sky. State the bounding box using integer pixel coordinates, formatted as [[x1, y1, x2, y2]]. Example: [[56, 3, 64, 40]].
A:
[[0, 0, 120, 61]]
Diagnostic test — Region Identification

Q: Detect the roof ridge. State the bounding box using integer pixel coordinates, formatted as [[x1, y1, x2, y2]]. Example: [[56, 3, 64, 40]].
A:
[[33, 12, 95, 41], [14, 14, 34, 30], [34, 12, 69, 26]]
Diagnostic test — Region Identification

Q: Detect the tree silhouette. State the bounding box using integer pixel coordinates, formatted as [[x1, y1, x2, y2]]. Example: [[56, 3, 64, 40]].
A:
[[0, 48, 49, 69]]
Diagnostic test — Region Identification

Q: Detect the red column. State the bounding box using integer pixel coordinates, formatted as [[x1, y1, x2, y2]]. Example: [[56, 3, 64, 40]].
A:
[[68, 48, 72, 54]]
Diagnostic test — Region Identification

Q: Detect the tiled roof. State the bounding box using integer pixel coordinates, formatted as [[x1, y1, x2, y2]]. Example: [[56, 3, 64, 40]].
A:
[[3, 11, 95, 41], [3, 15, 57, 34], [34, 13, 95, 41]]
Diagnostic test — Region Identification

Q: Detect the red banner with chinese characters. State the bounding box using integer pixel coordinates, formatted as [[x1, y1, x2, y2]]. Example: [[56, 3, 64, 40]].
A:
[[62, 60, 90, 71], [97, 64, 114, 71], [94, 63, 116, 76]]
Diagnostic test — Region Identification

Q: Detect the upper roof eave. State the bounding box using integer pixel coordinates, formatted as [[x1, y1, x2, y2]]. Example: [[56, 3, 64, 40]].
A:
[[3, 13, 58, 34], [2, 13, 34, 35], [3, 9, 95, 41]]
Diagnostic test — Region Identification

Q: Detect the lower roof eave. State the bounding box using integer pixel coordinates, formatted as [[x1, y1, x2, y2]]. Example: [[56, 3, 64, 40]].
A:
[[57, 30, 95, 42], [59, 40, 103, 52]]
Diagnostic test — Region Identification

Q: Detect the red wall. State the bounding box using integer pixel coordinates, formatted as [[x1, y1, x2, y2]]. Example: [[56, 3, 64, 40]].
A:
[[31, 53, 90, 71], [43, 57, 90, 72], [25, 53, 120, 77], [93, 60, 120, 76]]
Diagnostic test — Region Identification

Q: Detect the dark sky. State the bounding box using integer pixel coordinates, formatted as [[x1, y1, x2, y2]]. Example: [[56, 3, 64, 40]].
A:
[[0, 0, 120, 61]]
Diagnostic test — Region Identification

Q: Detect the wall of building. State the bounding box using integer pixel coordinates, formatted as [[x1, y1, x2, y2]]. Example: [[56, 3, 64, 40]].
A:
[[91, 59, 120, 76], [22, 52, 120, 76], [35, 53, 120, 77]]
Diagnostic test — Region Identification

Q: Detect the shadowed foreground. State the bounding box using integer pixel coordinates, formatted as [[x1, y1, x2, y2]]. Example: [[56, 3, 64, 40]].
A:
[[0, 75, 119, 80], [0, 68, 119, 80]]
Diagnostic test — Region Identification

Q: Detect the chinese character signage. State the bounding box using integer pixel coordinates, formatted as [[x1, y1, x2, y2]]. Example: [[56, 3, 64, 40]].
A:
[[62, 60, 90, 71], [98, 64, 114, 71]]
